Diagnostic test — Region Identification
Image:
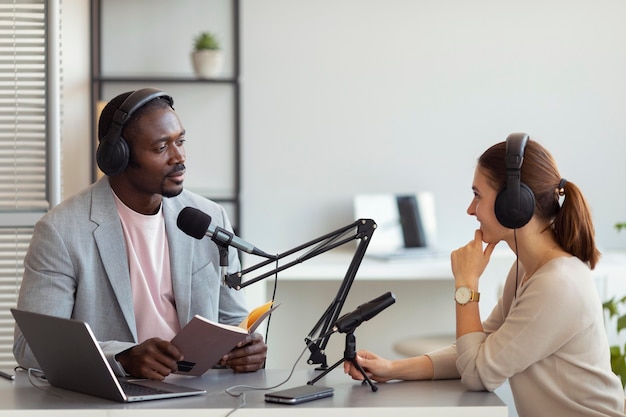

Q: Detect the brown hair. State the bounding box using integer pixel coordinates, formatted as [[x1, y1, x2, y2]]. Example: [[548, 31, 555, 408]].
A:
[[478, 140, 600, 269]]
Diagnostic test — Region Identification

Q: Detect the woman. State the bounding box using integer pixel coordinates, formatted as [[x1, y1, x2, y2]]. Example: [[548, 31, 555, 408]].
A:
[[344, 134, 624, 417]]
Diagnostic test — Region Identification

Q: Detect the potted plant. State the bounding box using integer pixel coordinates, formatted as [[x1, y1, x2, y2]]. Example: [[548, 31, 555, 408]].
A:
[[603, 221, 626, 387], [191, 31, 223, 78]]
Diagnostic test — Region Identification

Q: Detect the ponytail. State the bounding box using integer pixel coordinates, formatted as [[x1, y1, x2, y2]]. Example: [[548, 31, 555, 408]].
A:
[[553, 180, 601, 269]]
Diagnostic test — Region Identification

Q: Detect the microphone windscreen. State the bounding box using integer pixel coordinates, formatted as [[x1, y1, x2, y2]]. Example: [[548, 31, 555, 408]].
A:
[[177, 207, 212, 240]]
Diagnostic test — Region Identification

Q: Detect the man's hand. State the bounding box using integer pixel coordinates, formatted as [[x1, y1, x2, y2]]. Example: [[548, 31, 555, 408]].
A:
[[115, 337, 182, 381], [219, 332, 267, 372]]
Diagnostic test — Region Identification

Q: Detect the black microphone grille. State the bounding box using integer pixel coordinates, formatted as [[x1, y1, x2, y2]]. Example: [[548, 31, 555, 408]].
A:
[[177, 207, 212, 240]]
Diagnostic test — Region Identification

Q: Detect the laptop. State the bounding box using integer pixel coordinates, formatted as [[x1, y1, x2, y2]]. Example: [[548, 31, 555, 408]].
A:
[[11, 308, 206, 402]]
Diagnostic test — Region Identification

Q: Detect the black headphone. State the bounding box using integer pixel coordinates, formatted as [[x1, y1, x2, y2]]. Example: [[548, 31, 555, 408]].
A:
[[96, 87, 174, 176], [494, 133, 535, 229]]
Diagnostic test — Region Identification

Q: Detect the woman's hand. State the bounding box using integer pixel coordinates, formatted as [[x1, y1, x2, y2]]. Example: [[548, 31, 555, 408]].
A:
[[451, 229, 497, 288], [343, 350, 395, 383], [343, 350, 435, 382]]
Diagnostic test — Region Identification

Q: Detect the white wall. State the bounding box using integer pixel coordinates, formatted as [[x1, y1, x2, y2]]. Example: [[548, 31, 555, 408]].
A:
[[240, 0, 626, 255], [63, 1, 626, 252]]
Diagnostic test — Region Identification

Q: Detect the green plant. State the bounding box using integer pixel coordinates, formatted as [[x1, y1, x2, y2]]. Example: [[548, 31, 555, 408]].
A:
[[603, 296, 626, 387], [193, 32, 220, 51], [603, 221, 626, 387]]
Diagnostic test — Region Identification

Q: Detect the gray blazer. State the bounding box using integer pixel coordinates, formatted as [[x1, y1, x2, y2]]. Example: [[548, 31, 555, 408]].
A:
[[13, 177, 249, 374]]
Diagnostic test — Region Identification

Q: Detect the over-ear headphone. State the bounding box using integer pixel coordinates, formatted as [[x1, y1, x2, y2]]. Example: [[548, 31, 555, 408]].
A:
[[96, 87, 174, 176], [494, 133, 535, 229]]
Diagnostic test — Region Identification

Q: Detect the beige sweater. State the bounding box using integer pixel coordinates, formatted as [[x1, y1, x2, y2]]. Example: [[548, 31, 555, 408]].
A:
[[427, 256, 624, 417]]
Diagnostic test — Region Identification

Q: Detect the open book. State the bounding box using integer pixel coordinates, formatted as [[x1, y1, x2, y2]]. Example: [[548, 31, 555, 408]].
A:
[[171, 301, 279, 376]]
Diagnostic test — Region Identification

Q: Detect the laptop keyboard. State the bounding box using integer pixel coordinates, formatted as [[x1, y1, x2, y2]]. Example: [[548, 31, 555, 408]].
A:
[[119, 380, 171, 396]]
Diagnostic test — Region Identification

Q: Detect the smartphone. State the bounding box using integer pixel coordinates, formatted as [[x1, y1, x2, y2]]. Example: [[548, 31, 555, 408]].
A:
[[264, 384, 334, 405]]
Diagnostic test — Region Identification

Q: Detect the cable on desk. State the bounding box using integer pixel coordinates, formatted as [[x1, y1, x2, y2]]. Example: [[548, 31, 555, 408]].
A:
[[222, 335, 318, 416], [14, 366, 63, 398]]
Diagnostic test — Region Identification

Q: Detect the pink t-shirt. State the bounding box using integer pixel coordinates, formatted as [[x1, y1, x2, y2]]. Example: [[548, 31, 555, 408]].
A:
[[113, 194, 180, 343]]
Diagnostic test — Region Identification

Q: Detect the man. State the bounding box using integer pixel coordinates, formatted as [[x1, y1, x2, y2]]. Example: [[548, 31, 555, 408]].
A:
[[13, 88, 267, 380]]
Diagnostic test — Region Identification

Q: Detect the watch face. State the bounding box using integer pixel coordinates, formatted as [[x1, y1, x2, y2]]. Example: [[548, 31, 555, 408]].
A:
[[455, 287, 471, 304]]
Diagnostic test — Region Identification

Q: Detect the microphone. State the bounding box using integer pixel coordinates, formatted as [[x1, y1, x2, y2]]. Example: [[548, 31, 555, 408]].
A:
[[176, 206, 276, 259], [333, 292, 396, 334]]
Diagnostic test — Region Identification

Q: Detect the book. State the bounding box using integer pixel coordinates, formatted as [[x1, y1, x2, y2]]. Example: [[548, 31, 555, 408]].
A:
[[171, 301, 279, 376]]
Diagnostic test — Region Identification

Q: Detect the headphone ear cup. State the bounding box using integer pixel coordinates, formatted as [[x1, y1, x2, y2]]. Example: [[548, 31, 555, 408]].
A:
[[96, 88, 173, 177], [495, 182, 535, 229], [96, 134, 129, 176]]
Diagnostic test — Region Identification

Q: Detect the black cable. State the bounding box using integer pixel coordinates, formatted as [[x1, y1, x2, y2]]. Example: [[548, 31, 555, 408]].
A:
[[513, 229, 520, 298], [259, 255, 280, 375], [264, 255, 279, 344]]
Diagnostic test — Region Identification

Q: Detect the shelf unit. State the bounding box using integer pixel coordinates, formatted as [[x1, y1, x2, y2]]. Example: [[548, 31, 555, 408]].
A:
[[89, 0, 242, 231]]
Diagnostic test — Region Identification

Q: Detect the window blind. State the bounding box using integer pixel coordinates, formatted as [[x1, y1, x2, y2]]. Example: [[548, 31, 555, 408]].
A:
[[0, 0, 60, 369]]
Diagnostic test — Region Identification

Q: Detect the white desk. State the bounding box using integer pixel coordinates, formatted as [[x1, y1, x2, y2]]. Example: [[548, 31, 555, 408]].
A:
[[0, 368, 508, 416]]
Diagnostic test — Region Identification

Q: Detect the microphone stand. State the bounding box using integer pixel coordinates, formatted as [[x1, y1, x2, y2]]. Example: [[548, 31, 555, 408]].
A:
[[224, 218, 377, 369], [308, 328, 377, 391], [214, 240, 230, 285]]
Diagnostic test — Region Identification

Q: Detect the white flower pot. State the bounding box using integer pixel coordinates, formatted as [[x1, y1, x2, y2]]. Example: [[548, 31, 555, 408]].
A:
[[191, 50, 223, 78]]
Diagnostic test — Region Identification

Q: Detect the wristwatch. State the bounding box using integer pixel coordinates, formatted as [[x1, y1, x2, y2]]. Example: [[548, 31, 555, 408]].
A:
[[455, 286, 480, 305]]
